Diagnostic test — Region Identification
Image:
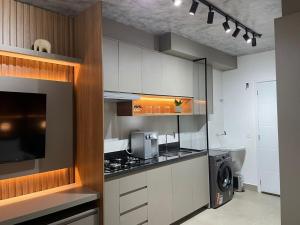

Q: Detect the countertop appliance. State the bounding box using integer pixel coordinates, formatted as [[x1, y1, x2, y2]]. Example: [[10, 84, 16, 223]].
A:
[[209, 150, 233, 208], [131, 132, 159, 159]]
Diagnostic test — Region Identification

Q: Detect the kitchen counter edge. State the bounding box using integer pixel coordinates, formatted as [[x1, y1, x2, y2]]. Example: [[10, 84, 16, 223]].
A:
[[105, 150, 208, 181]]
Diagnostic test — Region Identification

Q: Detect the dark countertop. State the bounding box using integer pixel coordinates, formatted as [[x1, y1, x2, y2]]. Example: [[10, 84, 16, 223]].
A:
[[105, 148, 208, 181]]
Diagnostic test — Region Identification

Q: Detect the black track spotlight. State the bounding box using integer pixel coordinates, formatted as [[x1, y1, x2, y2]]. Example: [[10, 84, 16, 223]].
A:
[[252, 33, 257, 47], [189, 0, 199, 16], [232, 23, 241, 38], [207, 6, 214, 24], [243, 30, 251, 44], [223, 17, 231, 33]]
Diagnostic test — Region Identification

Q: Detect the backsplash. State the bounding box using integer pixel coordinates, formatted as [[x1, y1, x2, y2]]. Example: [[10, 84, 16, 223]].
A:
[[104, 102, 179, 153]]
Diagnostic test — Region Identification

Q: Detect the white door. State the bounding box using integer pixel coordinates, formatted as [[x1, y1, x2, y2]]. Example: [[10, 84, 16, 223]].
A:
[[257, 81, 280, 195]]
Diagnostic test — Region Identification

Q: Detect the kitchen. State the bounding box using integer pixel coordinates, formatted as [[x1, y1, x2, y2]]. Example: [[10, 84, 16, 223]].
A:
[[102, 0, 281, 225], [0, 0, 292, 224]]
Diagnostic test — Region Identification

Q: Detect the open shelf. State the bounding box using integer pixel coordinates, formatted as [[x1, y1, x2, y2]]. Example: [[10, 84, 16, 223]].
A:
[[117, 95, 193, 116], [0, 45, 82, 67]]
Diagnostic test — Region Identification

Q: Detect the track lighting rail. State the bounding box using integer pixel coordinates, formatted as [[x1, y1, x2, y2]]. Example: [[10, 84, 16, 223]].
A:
[[195, 0, 262, 38]]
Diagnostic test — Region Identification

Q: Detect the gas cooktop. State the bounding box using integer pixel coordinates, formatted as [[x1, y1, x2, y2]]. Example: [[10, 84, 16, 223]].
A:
[[104, 155, 148, 174]]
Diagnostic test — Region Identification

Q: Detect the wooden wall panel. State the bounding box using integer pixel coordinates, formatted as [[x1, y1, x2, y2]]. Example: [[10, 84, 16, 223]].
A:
[[0, 54, 74, 201], [0, 168, 72, 200], [0, 55, 74, 82], [0, 0, 76, 202], [74, 2, 104, 224], [0, 0, 74, 57]]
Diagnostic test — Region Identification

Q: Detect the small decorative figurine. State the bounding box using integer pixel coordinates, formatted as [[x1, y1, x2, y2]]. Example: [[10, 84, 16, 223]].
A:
[[33, 39, 52, 53]]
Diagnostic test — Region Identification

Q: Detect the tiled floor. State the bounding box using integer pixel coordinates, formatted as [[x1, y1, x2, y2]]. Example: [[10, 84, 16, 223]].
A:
[[182, 190, 281, 225]]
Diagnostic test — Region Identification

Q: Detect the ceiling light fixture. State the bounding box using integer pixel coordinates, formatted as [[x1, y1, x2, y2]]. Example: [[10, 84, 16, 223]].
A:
[[223, 17, 231, 33], [189, 0, 199, 15], [207, 6, 214, 24], [243, 29, 252, 44], [173, 0, 182, 7], [232, 23, 241, 38], [189, 0, 262, 47], [252, 33, 257, 47]]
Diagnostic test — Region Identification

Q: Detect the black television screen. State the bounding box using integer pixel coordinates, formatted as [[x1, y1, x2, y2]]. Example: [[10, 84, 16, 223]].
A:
[[0, 91, 46, 164]]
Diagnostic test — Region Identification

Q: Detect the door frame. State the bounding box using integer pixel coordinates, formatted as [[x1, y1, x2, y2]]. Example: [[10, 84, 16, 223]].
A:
[[255, 80, 280, 194]]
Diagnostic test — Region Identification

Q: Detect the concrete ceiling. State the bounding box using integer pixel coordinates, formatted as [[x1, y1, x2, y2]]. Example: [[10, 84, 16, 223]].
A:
[[19, 0, 282, 56], [18, 0, 98, 15], [102, 0, 282, 56]]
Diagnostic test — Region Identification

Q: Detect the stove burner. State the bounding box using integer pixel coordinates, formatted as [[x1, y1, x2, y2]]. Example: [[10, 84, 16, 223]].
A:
[[105, 155, 143, 173], [114, 158, 122, 163], [109, 163, 122, 170]]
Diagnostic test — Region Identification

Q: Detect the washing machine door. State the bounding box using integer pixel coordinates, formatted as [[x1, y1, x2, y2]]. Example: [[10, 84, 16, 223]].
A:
[[217, 161, 233, 192]]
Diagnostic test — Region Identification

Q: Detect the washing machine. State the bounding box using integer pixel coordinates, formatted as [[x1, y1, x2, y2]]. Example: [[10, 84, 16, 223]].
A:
[[209, 150, 234, 208]]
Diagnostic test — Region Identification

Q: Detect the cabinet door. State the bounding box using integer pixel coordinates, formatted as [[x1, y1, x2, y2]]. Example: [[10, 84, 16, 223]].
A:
[[104, 180, 120, 225], [191, 156, 210, 210], [103, 38, 119, 92], [119, 42, 142, 93], [207, 65, 213, 114], [147, 165, 172, 225], [171, 160, 194, 222], [141, 49, 164, 95], [51, 209, 99, 225], [196, 63, 213, 114], [68, 214, 98, 225], [162, 55, 193, 97]]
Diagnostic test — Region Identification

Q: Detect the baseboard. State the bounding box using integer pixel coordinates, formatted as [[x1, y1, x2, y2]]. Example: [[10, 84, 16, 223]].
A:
[[244, 183, 258, 192]]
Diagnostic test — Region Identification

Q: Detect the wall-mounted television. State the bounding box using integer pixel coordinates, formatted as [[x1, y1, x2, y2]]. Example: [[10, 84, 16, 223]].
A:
[[0, 91, 46, 164]]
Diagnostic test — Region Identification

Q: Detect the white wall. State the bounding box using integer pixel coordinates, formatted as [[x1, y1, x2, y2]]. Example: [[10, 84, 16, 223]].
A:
[[222, 50, 276, 185]]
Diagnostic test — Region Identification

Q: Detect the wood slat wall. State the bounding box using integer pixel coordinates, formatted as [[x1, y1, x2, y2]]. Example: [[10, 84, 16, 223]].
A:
[[0, 55, 74, 82], [74, 2, 104, 224], [0, 55, 74, 200], [0, 168, 73, 200], [0, 0, 74, 57]]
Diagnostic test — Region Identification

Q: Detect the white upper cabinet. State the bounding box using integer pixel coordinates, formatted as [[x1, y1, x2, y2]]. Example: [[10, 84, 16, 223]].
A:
[[102, 38, 194, 97], [193, 63, 213, 114], [119, 42, 142, 93], [103, 38, 119, 92], [162, 54, 193, 97], [141, 49, 164, 95]]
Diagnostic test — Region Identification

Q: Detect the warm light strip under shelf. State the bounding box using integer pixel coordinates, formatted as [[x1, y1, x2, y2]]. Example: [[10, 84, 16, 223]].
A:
[[0, 45, 81, 67], [0, 168, 73, 201]]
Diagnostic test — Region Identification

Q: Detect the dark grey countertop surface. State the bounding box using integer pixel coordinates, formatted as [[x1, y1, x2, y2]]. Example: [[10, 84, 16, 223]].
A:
[[105, 148, 208, 181]]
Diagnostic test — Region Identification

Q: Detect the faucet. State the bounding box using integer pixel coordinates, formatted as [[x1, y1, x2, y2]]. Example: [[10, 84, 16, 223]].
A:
[[165, 132, 176, 155]]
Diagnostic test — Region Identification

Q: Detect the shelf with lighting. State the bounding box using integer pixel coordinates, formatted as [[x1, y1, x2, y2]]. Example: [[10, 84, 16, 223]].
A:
[[0, 44, 82, 67], [117, 95, 193, 116]]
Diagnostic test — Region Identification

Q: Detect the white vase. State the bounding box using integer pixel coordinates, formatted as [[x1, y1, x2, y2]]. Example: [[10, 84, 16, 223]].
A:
[[175, 106, 182, 113]]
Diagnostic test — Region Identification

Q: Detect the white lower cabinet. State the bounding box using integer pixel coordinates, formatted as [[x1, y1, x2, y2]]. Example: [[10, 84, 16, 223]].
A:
[[104, 179, 120, 225], [104, 156, 209, 225], [191, 156, 210, 210], [104, 172, 148, 225], [147, 166, 173, 225], [171, 159, 194, 222]]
